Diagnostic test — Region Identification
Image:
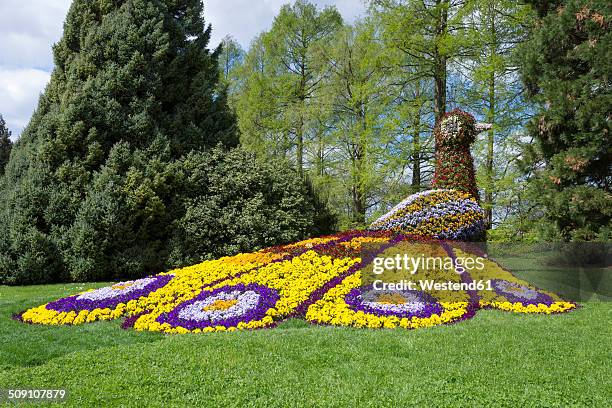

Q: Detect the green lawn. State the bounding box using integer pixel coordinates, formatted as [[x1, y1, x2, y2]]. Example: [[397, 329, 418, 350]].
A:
[[1, 283, 610, 407]]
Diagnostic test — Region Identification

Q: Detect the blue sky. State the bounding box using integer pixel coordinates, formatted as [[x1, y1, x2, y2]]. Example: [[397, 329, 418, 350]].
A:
[[0, 0, 366, 139]]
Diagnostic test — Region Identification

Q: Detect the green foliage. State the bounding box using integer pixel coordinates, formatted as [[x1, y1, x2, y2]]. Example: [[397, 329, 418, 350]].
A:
[[62, 143, 333, 281], [517, 0, 611, 240], [370, 0, 476, 122], [65, 141, 181, 282], [229, 0, 543, 233], [455, 0, 533, 230], [218, 35, 245, 100], [0, 0, 334, 284], [236, 0, 342, 175], [315, 21, 396, 226], [235, 6, 409, 228], [0, 142, 333, 284], [0, 114, 11, 175], [168, 146, 335, 266]]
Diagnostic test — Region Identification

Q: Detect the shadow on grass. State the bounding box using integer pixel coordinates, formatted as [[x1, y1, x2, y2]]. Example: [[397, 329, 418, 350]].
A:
[[487, 248, 612, 302]]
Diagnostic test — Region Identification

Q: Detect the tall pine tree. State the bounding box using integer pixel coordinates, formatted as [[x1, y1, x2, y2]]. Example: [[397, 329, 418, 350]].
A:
[[517, 0, 611, 240], [0, 0, 333, 284]]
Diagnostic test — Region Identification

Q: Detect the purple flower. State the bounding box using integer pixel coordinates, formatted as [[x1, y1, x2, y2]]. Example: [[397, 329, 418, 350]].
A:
[[345, 285, 444, 319], [46, 274, 174, 312], [157, 283, 280, 330], [491, 279, 554, 305]]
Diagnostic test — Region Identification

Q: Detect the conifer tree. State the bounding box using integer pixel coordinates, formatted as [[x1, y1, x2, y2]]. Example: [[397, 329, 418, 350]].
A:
[[0, 0, 333, 284], [517, 0, 611, 240]]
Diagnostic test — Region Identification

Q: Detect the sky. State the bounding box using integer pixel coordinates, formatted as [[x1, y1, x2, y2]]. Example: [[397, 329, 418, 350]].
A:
[[0, 0, 366, 140]]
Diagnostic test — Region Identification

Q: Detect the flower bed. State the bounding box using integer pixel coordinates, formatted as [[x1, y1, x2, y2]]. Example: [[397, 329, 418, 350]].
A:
[[18, 231, 575, 333], [305, 272, 474, 329], [450, 245, 576, 314]]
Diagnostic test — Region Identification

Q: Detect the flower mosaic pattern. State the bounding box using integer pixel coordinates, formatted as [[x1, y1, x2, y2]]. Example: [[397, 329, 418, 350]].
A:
[[491, 279, 553, 305], [432, 109, 480, 199], [47, 275, 175, 313], [18, 230, 576, 333], [157, 284, 280, 331], [345, 286, 444, 319]]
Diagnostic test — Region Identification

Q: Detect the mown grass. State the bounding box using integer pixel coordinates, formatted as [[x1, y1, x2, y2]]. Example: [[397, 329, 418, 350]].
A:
[[0, 283, 161, 372], [1, 282, 610, 407]]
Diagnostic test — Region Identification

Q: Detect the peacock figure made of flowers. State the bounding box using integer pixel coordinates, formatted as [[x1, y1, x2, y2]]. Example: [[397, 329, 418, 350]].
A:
[[16, 110, 575, 333], [368, 109, 490, 240]]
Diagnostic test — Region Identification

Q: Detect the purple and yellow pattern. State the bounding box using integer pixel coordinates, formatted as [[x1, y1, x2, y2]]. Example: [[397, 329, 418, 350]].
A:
[[368, 189, 485, 240], [18, 231, 575, 333]]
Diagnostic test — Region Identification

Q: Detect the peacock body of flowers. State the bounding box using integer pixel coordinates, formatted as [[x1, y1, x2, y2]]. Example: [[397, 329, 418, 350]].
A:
[[431, 109, 481, 199], [368, 189, 485, 240]]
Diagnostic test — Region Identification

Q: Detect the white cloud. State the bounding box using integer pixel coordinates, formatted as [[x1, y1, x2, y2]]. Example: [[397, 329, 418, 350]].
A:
[[0, 68, 51, 140], [0, 0, 366, 138], [313, 0, 368, 23], [205, 0, 285, 48], [0, 0, 70, 138], [0, 0, 71, 70]]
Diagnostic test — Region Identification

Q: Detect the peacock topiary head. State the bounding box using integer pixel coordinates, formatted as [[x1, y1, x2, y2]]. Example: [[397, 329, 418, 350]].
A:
[[432, 109, 491, 200], [434, 109, 491, 149]]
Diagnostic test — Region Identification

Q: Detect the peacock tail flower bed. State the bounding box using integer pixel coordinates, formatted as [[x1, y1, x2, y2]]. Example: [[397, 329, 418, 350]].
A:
[[19, 248, 290, 326], [18, 230, 576, 332], [345, 286, 445, 319], [45, 275, 175, 312], [450, 245, 577, 314], [132, 248, 363, 333], [304, 272, 475, 329], [155, 283, 281, 331]]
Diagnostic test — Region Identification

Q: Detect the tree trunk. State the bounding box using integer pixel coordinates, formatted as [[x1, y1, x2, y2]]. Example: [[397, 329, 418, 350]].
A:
[[485, 74, 495, 230], [433, 62, 447, 124], [411, 89, 422, 192], [296, 66, 306, 177], [296, 116, 304, 177], [353, 106, 367, 225], [316, 131, 324, 177], [411, 128, 421, 192], [484, 5, 496, 230], [433, 0, 449, 124]]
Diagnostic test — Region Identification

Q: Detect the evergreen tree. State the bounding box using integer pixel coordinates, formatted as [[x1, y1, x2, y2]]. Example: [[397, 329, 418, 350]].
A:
[[0, 0, 334, 284], [0, 114, 11, 175], [517, 0, 611, 240]]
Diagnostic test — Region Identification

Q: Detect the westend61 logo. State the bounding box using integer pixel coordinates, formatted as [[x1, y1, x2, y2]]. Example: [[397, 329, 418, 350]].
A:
[[369, 253, 492, 292]]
